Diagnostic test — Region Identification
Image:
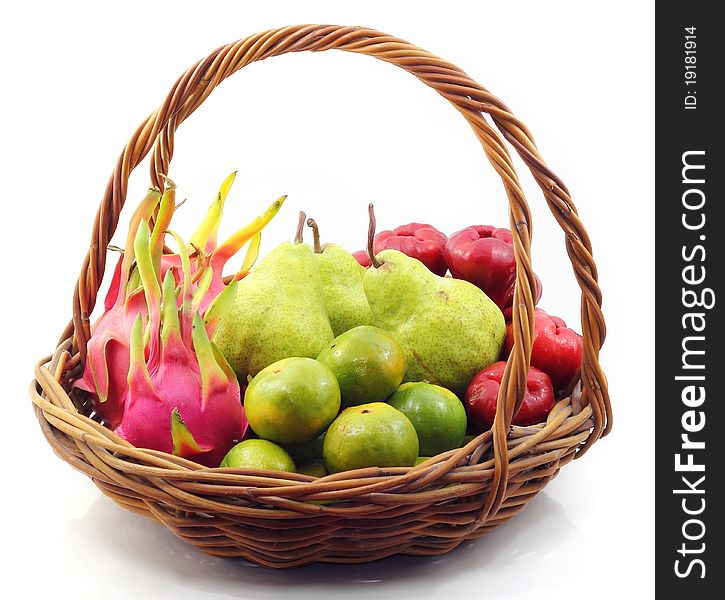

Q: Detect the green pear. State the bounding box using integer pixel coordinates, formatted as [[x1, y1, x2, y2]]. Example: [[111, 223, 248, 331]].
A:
[[212, 237, 334, 380], [307, 218, 372, 336], [363, 249, 505, 396], [316, 245, 373, 335]]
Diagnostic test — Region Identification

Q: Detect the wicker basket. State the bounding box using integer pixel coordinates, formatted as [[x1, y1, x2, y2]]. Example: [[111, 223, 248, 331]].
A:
[[30, 24, 611, 569]]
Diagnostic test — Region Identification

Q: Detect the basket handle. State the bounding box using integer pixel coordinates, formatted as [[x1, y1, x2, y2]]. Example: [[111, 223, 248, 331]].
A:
[[69, 24, 611, 521]]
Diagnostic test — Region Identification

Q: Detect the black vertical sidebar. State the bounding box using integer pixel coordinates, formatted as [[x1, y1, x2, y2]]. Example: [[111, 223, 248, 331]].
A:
[[656, 3, 723, 596]]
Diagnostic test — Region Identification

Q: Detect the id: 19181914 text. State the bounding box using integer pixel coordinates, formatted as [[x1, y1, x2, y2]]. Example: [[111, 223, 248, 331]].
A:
[[684, 27, 697, 110]]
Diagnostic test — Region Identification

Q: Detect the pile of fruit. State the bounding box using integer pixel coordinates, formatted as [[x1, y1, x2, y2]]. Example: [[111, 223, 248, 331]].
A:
[[76, 174, 583, 476]]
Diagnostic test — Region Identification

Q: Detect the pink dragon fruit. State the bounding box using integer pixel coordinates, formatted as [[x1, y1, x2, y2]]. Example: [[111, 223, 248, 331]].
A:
[[181, 171, 277, 314], [75, 173, 285, 431], [74, 186, 165, 426], [115, 222, 246, 466], [155, 172, 280, 314]]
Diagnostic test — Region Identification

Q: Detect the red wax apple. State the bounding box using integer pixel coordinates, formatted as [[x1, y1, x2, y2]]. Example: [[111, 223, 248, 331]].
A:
[[503, 308, 583, 391], [373, 223, 448, 276], [444, 225, 542, 312], [465, 361, 555, 429], [352, 250, 372, 268]]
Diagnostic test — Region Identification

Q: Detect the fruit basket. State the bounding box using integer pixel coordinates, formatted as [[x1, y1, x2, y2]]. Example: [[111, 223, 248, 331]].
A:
[[30, 24, 611, 568]]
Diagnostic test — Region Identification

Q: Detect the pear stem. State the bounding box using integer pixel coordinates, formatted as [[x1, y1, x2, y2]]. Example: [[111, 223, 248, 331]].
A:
[[367, 203, 382, 268], [306, 218, 322, 253], [294, 211, 306, 244]]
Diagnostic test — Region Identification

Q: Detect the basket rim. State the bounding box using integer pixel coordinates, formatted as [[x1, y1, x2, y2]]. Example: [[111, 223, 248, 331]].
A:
[[32, 348, 594, 502]]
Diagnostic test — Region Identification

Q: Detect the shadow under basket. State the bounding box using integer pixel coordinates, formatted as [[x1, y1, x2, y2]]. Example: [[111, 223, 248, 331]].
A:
[[30, 24, 612, 569]]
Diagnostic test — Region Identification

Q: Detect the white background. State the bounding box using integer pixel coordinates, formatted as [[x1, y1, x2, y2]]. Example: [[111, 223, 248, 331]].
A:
[[1, 1, 654, 598]]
